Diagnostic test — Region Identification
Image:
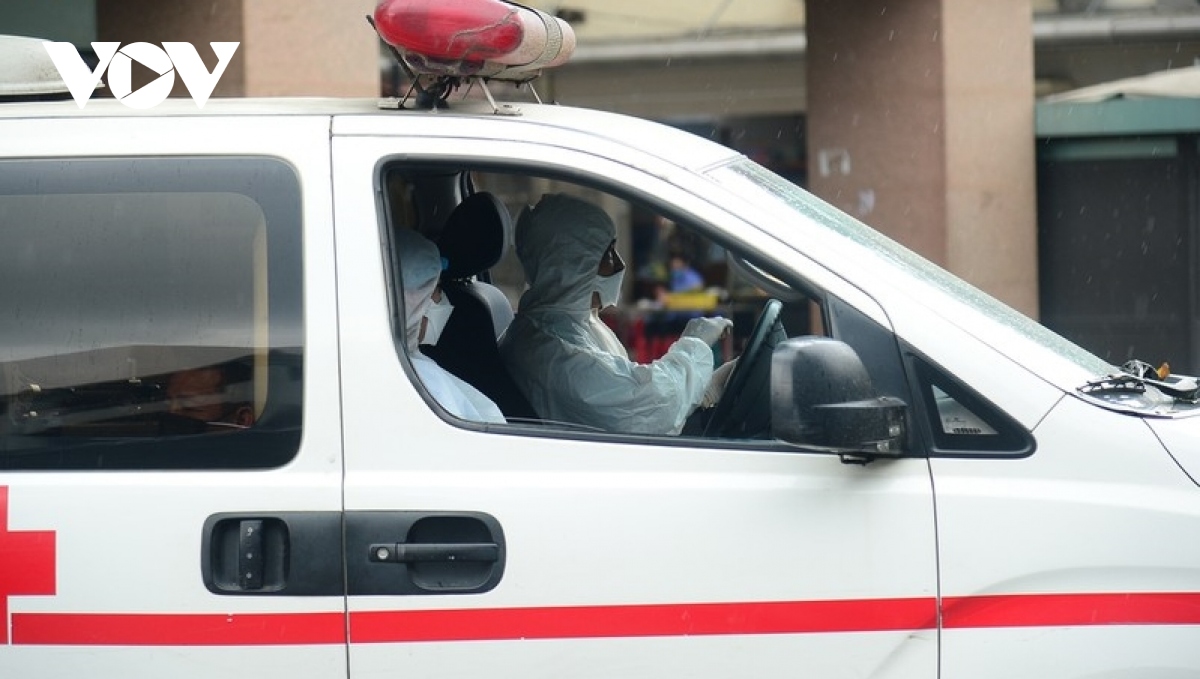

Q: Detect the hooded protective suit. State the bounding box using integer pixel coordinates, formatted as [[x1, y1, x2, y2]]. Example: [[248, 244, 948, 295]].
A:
[[398, 229, 506, 424], [499, 194, 719, 435]]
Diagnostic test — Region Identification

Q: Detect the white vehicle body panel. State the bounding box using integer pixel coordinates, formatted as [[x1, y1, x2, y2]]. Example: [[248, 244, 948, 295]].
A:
[[933, 395, 1200, 678], [1148, 416, 1200, 486], [0, 96, 1195, 679], [0, 113, 347, 678]]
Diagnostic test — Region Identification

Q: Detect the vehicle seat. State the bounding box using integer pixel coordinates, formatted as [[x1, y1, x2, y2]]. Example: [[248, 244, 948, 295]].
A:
[[421, 192, 539, 421]]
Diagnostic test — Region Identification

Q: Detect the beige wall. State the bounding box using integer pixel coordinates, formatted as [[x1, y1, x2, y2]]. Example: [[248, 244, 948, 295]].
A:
[[241, 0, 378, 96], [806, 0, 1038, 317], [98, 0, 378, 97]]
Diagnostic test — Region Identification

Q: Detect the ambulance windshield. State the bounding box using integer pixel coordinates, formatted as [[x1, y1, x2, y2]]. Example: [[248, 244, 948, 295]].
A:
[[707, 159, 1114, 379]]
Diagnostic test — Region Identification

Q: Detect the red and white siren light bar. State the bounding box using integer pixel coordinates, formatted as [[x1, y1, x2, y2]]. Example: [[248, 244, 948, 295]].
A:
[[372, 0, 576, 82]]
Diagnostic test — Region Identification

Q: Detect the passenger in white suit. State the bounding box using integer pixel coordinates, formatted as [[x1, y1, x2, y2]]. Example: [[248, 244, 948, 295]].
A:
[[398, 229, 506, 424]]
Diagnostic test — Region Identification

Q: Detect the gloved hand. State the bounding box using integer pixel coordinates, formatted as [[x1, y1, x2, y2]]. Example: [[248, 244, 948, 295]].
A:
[[701, 358, 738, 408], [681, 316, 732, 346]]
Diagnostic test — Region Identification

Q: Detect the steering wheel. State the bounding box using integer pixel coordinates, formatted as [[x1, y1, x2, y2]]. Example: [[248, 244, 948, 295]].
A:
[[702, 298, 785, 438]]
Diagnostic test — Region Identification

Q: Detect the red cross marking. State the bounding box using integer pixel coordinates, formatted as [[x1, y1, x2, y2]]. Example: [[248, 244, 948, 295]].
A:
[[0, 486, 57, 644]]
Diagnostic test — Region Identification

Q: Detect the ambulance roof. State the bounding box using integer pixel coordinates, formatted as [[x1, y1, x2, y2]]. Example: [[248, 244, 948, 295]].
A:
[[0, 95, 741, 174]]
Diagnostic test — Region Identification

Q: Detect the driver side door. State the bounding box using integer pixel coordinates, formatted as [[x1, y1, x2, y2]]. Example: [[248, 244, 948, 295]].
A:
[[332, 132, 939, 679]]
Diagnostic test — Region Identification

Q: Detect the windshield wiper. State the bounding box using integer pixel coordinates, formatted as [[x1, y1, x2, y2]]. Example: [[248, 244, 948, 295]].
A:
[[1081, 360, 1200, 402]]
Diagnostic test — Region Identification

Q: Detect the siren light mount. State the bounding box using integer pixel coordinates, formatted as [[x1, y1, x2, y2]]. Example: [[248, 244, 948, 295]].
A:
[[368, 0, 576, 113], [371, 17, 538, 115]]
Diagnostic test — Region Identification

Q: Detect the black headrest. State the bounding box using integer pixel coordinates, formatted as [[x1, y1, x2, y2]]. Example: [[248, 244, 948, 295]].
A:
[[437, 192, 510, 280]]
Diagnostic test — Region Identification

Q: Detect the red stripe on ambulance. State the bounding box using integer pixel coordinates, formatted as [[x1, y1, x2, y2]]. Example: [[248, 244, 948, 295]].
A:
[[350, 597, 935, 643], [10, 592, 1200, 646], [12, 612, 346, 646], [942, 592, 1200, 628]]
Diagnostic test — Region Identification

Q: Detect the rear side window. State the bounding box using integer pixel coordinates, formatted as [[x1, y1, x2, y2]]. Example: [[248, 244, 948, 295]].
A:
[[0, 157, 303, 469]]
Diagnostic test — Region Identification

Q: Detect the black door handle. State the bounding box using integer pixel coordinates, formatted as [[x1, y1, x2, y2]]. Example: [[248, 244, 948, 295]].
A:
[[347, 511, 505, 595], [202, 512, 343, 596], [369, 542, 500, 563]]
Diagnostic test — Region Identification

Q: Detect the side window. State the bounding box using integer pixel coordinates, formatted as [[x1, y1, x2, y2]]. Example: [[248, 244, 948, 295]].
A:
[[380, 163, 827, 443], [910, 358, 1034, 457], [0, 157, 303, 470]]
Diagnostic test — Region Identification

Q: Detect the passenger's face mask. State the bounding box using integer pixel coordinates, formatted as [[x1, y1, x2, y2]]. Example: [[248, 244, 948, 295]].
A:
[[594, 269, 624, 310], [422, 293, 454, 345]]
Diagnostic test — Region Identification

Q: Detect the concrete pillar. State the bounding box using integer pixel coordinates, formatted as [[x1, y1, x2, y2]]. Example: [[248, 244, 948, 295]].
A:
[[806, 0, 1038, 318], [97, 0, 378, 97]]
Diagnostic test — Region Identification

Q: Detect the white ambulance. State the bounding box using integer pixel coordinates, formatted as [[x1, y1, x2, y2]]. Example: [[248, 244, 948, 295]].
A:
[[0, 2, 1198, 677]]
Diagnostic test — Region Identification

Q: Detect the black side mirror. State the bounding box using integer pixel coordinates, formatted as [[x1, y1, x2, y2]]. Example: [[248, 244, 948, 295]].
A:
[[770, 337, 907, 459]]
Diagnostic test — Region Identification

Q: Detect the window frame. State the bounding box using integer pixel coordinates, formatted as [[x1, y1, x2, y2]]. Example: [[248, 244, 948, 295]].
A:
[[376, 158, 880, 453]]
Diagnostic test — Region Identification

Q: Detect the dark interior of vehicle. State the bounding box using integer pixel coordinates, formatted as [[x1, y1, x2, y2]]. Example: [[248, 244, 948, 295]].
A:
[[380, 163, 806, 442]]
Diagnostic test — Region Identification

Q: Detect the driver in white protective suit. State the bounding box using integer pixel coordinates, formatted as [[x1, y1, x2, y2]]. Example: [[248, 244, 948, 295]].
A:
[[499, 193, 736, 435], [398, 228, 507, 424]]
